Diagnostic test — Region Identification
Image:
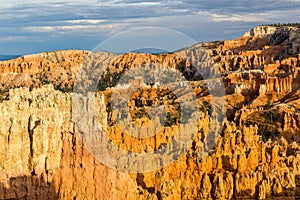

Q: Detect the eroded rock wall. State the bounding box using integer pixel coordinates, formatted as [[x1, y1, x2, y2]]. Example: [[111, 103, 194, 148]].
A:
[[0, 25, 299, 199]]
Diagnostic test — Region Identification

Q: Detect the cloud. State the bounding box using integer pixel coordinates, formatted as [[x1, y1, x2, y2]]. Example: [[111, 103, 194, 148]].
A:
[[0, 36, 29, 42], [0, 0, 98, 5], [208, 13, 273, 22], [0, 0, 299, 54], [171, 0, 300, 13], [23, 23, 127, 35], [65, 19, 106, 24]]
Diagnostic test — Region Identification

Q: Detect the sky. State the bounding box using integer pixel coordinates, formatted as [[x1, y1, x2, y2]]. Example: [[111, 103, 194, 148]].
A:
[[0, 0, 300, 55]]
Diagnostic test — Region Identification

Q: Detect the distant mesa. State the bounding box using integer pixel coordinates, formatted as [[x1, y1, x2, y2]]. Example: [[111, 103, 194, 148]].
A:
[[0, 55, 22, 61], [130, 48, 171, 54]]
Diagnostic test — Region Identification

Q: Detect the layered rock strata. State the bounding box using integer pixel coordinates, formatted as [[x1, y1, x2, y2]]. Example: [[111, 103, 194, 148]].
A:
[[0, 25, 299, 199]]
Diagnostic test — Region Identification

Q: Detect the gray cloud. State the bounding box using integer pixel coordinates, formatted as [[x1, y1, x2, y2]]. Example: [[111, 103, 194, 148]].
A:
[[0, 0, 299, 54]]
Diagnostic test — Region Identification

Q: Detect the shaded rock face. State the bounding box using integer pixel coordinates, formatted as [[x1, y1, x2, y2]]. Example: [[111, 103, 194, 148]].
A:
[[0, 85, 137, 199], [0, 25, 299, 199]]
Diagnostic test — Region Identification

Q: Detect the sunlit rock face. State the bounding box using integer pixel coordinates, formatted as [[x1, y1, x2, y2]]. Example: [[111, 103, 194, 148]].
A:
[[0, 25, 300, 199], [243, 26, 278, 38]]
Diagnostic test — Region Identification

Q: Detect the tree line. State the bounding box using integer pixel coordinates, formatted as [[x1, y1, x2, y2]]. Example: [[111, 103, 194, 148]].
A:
[[262, 22, 300, 28]]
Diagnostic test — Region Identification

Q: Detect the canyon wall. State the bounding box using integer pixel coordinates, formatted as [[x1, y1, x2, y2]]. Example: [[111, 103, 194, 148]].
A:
[[0, 85, 299, 199], [0, 25, 299, 199]]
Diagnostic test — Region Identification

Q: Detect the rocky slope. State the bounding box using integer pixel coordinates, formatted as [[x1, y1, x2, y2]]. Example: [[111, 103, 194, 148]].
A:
[[0, 25, 300, 199]]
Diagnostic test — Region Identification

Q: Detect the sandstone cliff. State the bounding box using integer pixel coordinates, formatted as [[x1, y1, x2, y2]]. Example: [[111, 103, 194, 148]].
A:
[[0, 25, 299, 199]]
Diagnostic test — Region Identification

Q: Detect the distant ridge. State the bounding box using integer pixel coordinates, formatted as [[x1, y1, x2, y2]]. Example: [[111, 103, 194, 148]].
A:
[[0, 55, 21, 61], [130, 48, 170, 54], [262, 22, 300, 28]]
